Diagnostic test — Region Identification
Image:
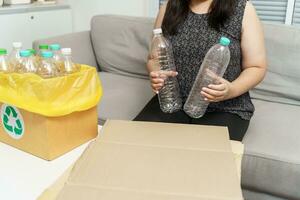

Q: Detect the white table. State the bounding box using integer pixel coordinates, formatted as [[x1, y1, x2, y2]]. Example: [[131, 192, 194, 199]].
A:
[[0, 126, 99, 200]]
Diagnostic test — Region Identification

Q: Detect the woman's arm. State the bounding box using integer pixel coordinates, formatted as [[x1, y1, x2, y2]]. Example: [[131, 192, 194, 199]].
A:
[[230, 1, 267, 98], [202, 2, 267, 102]]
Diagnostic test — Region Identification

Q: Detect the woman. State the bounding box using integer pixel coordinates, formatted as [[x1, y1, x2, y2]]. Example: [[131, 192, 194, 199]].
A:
[[135, 0, 267, 141]]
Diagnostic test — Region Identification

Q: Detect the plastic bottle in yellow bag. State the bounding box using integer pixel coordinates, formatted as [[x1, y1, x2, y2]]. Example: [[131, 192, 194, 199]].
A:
[[60, 48, 80, 75], [17, 50, 38, 73], [50, 44, 64, 75], [50, 44, 63, 61], [38, 44, 49, 56], [27, 49, 39, 65], [0, 48, 14, 73], [9, 42, 22, 67], [37, 51, 59, 78]]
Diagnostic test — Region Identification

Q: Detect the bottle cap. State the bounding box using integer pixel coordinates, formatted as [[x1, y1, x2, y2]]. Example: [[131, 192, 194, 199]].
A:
[[0, 49, 7, 55], [49, 44, 61, 51], [61, 48, 72, 55], [20, 50, 31, 57], [41, 51, 54, 58], [27, 49, 36, 55], [39, 44, 49, 50], [220, 37, 231, 46], [153, 28, 163, 35], [13, 42, 22, 48]]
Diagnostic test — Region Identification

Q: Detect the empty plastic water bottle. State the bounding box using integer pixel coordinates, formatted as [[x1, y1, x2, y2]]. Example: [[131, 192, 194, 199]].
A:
[[0, 49, 13, 73], [50, 44, 62, 62], [17, 50, 37, 73], [184, 37, 231, 118], [9, 42, 22, 67], [28, 49, 36, 55], [60, 48, 80, 75], [50, 44, 63, 74], [37, 51, 59, 78], [151, 28, 182, 113], [27, 49, 39, 64], [38, 44, 49, 56]]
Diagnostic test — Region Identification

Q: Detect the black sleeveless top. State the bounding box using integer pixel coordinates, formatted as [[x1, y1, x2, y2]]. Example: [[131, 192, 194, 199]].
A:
[[167, 0, 254, 120]]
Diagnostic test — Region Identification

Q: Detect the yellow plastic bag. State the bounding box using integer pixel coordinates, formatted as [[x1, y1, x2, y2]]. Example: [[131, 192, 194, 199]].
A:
[[0, 65, 102, 117]]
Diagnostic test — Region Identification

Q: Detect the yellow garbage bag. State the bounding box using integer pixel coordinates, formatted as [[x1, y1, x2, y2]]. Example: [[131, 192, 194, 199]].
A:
[[0, 65, 102, 117]]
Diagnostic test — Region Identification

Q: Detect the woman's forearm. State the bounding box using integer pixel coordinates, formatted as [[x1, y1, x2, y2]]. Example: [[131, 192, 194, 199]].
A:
[[229, 66, 266, 99], [147, 59, 156, 73]]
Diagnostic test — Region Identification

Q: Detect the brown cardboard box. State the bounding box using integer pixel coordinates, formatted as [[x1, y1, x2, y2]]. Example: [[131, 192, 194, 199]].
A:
[[0, 103, 98, 161], [56, 120, 244, 200]]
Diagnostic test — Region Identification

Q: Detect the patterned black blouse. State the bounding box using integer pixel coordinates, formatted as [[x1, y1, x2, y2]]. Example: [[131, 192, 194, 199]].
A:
[[167, 0, 254, 120]]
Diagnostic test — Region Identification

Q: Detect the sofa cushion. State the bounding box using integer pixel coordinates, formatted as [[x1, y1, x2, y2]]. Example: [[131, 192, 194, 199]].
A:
[[34, 31, 99, 70], [250, 24, 300, 106], [97, 72, 154, 124], [91, 15, 155, 79], [243, 189, 287, 200], [242, 99, 300, 199]]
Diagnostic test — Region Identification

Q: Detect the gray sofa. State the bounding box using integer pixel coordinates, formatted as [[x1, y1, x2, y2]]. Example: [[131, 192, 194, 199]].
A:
[[34, 15, 300, 200]]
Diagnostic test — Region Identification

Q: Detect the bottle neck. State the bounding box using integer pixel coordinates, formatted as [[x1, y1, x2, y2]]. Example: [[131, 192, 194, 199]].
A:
[[154, 33, 162, 37], [21, 56, 29, 60], [39, 49, 48, 54], [28, 56, 35, 62], [63, 54, 72, 61], [0, 55, 6, 61], [12, 48, 21, 57], [220, 44, 228, 47], [53, 50, 61, 54], [42, 57, 53, 61]]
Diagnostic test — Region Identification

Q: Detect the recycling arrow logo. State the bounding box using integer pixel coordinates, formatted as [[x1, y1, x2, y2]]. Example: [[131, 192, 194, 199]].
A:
[[1, 104, 25, 139]]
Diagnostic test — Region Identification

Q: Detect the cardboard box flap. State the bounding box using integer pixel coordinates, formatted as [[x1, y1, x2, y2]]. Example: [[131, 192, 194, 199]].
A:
[[57, 120, 243, 200], [99, 120, 232, 152], [58, 186, 242, 200]]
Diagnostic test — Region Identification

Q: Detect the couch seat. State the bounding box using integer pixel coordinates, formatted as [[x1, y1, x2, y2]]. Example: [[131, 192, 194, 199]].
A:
[[242, 99, 300, 199], [97, 72, 154, 124]]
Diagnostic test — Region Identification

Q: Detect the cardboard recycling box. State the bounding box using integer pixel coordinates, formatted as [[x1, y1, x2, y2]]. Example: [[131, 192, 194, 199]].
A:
[[56, 120, 244, 200], [0, 65, 102, 160], [0, 104, 98, 161]]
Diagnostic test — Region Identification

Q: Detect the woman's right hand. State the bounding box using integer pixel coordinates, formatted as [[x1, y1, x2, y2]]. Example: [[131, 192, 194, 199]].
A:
[[150, 70, 178, 94]]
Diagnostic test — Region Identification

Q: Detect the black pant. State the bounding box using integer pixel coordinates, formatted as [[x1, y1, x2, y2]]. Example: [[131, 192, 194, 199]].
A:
[[134, 96, 249, 141]]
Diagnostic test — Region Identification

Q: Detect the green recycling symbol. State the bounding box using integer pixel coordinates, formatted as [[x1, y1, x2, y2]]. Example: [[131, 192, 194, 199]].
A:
[[1, 104, 25, 139]]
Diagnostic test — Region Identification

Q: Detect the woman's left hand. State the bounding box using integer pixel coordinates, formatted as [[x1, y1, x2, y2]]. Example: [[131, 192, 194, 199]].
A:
[[201, 77, 234, 103]]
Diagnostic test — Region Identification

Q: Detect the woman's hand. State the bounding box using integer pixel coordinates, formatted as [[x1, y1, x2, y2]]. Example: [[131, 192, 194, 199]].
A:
[[201, 77, 234, 102], [150, 71, 178, 94]]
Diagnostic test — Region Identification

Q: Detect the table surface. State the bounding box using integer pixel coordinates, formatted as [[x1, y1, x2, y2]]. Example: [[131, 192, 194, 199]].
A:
[[0, 124, 98, 200]]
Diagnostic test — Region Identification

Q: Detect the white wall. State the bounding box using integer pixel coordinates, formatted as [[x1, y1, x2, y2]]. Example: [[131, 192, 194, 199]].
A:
[[67, 0, 159, 32]]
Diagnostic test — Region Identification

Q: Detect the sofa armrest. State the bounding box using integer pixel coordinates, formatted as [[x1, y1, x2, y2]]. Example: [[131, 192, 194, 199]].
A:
[[33, 31, 99, 70]]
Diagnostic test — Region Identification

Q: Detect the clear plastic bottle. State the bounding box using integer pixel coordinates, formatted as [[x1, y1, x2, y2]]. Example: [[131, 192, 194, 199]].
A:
[[38, 44, 49, 56], [9, 42, 22, 67], [37, 51, 59, 79], [17, 50, 37, 73], [27, 49, 39, 65], [184, 37, 231, 118], [28, 49, 37, 56], [0, 48, 14, 73], [60, 48, 80, 75], [151, 28, 182, 113], [50, 44, 64, 74], [49, 44, 63, 62]]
